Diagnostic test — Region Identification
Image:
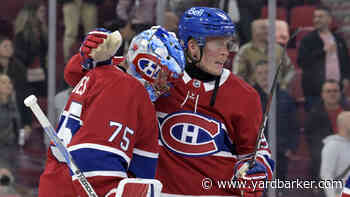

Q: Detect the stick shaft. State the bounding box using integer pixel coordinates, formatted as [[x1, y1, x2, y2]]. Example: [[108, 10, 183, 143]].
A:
[[249, 29, 301, 167], [24, 95, 99, 197]]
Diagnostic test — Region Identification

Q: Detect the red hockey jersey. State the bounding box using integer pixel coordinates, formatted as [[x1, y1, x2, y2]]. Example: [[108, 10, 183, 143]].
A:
[[38, 55, 159, 197], [154, 69, 273, 196]]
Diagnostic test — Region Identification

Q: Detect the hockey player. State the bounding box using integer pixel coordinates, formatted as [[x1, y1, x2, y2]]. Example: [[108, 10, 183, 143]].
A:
[[64, 8, 275, 196], [153, 7, 274, 196], [38, 27, 185, 197]]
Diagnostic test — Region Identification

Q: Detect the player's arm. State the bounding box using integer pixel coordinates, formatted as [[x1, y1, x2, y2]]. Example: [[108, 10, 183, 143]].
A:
[[64, 54, 87, 87], [128, 84, 160, 179], [233, 90, 274, 195], [64, 29, 123, 87], [235, 90, 274, 175]]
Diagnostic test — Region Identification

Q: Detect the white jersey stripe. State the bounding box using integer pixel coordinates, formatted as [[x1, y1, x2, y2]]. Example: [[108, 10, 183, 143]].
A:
[[257, 150, 272, 158], [133, 148, 159, 158], [157, 111, 168, 119], [212, 151, 237, 159], [68, 143, 131, 163], [72, 170, 127, 180]]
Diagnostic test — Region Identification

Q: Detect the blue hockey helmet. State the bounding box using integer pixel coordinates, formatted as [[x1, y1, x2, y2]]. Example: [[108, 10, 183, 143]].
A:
[[127, 26, 186, 101], [178, 7, 237, 50]]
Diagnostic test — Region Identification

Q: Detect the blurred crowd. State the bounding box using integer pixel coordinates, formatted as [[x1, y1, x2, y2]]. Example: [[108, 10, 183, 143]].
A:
[[1, 0, 350, 197]]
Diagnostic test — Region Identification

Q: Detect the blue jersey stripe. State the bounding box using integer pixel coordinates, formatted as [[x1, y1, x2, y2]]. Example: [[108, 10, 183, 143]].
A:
[[70, 147, 128, 175], [128, 154, 158, 178]]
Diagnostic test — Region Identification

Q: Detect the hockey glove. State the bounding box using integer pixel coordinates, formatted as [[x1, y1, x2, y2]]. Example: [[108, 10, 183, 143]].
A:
[[233, 159, 267, 196], [80, 28, 123, 70]]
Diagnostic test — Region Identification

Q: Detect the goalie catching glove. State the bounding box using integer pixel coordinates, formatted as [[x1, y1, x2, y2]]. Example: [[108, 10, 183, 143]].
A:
[[79, 28, 123, 69]]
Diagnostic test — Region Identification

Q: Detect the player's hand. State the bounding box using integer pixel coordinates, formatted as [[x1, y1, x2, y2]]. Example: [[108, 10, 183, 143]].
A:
[[80, 28, 123, 70], [80, 28, 108, 69], [233, 159, 267, 196]]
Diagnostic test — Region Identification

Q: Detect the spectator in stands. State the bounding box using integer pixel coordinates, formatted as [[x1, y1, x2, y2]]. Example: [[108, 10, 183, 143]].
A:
[[0, 35, 31, 134], [265, 0, 320, 13], [14, 0, 48, 100], [321, 0, 350, 48], [167, 0, 216, 19], [0, 17, 13, 38], [297, 6, 350, 112], [102, 17, 135, 57], [0, 74, 21, 147], [215, 0, 240, 23], [276, 20, 290, 46], [236, 0, 264, 45], [321, 111, 350, 197], [233, 19, 294, 89], [0, 167, 19, 197], [163, 11, 179, 33], [305, 79, 350, 181], [106, 0, 159, 56], [60, 0, 103, 61], [0, 75, 22, 197], [252, 60, 300, 186], [115, 0, 157, 34]]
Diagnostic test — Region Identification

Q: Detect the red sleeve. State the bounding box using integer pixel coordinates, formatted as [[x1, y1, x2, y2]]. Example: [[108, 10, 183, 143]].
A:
[[64, 53, 86, 87], [235, 90, 263, 155], [135, 88, 159, 154], [128, 87, 159, 178], [235, 90, 274, 179]]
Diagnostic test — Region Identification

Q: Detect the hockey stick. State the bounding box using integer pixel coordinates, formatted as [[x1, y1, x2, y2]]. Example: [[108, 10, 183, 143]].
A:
[[248, 28, 301, 169], [24, 95, 99, 197]]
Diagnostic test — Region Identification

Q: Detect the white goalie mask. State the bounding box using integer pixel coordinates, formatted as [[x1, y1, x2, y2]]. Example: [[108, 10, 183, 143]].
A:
[[127, 26, 186, 102]]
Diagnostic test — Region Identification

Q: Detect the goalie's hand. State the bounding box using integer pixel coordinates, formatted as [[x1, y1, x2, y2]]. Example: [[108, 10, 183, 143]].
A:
[[233, 159, 267, 196], [80, 28, 108, 69], [80, 28, 122, 70]]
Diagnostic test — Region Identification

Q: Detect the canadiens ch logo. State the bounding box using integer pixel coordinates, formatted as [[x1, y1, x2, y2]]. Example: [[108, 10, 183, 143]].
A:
[[160, 112, 221, 157], [132, 53, 161, 82]]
